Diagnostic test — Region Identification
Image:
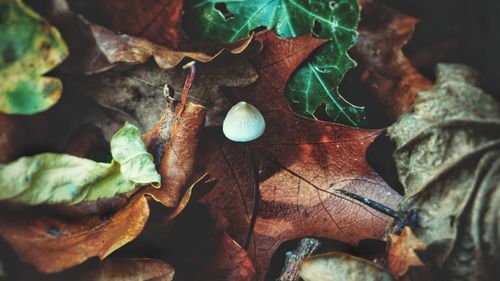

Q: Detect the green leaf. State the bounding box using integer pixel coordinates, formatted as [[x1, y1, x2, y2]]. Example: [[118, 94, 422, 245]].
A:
[[0, 123, 160, 205], [0, 0, 68, 115], [184, 0, 365, 126]]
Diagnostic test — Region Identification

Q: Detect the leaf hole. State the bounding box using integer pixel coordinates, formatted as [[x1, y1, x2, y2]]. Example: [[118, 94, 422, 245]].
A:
[[329, 1, 337, 9], [250, 25, 268, 35], [450, 216, 455, 227], [312, 19, 322, 37], [214, 2, 234, 21]]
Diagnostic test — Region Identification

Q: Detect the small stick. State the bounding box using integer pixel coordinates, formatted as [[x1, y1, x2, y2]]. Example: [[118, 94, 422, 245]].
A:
[[277, 238, 321, 281], [335, 189, 405, 221]]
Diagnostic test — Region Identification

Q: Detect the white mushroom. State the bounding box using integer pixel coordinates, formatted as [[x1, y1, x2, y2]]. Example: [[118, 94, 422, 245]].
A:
[[222, 101, 266, 142]]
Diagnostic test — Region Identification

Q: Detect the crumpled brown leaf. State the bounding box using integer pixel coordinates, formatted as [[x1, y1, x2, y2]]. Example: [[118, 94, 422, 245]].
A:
[[299, 253, 394, 281], [77, 258, 175, 281], [0, 194, 149, 273], [194, 30, 402, 280], [388, 64, 500, 281], [387, 226, 427, 278], [352, 0, 432, 122]]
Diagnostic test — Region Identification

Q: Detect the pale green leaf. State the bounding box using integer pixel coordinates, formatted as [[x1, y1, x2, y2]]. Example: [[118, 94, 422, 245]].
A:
[[0, 123, 160, 205]]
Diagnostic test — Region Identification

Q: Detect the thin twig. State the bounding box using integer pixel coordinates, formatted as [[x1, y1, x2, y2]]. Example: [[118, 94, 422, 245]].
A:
[[277, 238, 320, 281]]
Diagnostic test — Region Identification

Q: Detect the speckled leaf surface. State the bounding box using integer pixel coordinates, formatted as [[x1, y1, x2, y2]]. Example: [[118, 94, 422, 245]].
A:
[[184, 0, 365, 126], [0, 0, 68, 114], [0, 123, 160, 205], [388, 64, 500, 281]]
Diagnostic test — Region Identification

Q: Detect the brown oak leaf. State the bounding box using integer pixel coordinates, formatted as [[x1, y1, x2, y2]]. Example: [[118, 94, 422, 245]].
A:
[[352, 0, 433, 122], [100, 0, 183, 49], [193, 30, 402, 280], [387, 226, 427, 278]]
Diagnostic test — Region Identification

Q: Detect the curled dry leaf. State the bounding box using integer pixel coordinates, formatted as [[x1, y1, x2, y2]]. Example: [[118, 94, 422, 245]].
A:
[[387, 226, 427, 278], [194, 30, 401, 280], [0, 194, 149, 273], [77, 258, 175, 281], [388, 64, 500, 281], [299, 253, 394, 281], [352, 0, 432, 122]]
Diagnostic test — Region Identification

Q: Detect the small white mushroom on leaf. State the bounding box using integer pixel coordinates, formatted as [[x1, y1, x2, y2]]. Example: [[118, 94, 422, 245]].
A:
[[222, 101, 265, 142]]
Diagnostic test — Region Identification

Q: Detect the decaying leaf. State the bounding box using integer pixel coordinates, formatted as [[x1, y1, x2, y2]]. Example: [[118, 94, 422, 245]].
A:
[[0, 123, 160, 205], [387, 226, 427, 278], [77, 258, 175, 281], [0, 194, 150, 273], [351, 0, 432, 122], [194, 30, 401, 279], [388, 64, 500, 281], [186, 232, 257, 281], [299, 253, 394, 281], [184, 0, 366, 126], [100, 0, 183, 48], [0, 0, 68, 115]]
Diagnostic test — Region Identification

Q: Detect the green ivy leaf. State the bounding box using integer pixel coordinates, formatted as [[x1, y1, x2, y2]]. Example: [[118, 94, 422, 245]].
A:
[[0, 0, 68, 115], [0, 123, 160, 205], [184, 0, 365, 126]]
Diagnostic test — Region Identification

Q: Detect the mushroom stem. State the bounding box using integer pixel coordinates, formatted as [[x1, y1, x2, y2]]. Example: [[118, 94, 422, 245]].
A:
[[243, 145, 260, 250]]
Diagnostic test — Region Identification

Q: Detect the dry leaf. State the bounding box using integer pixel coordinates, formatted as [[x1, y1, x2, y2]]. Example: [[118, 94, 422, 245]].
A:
[[299, 253, 394, 281], [387, 226, 427, 277], [388, 64, 500, 281], [188, 232, 257, 281], [352, 0, 432, 122], [194, 30, 402, 279], [77, 258, 175, 281], [100, 0, 183, 48], [0, 194, 149, 273]]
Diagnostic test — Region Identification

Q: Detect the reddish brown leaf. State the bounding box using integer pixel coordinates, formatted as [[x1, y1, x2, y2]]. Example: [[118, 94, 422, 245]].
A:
[[387, 227, 427, 277], [352, 0, 433, 122], [180, 232, 257, 281], [194, 30, 402, 279], [100, 0, 183, 49], [0, 194, 149, 273]]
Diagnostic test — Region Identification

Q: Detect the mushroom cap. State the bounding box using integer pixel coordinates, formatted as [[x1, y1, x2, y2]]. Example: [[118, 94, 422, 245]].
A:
[[222, 101, 266, 142]]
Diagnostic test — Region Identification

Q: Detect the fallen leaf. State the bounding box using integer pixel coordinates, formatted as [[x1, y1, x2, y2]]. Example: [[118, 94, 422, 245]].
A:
[[77, 258, 175, 281], [186, 232, 257, 281], [0, 194, 150, 273], [388, 64, 500, 280], [184, 0, 366, 126], [387, 226, 427, 277], [100, 0, 183, 48], [194, 30, 401, 279], [351, 0, 432, 122], [299, 253, 394, 281], [0, 0, 68, 114], [0, 123, 160, 205]]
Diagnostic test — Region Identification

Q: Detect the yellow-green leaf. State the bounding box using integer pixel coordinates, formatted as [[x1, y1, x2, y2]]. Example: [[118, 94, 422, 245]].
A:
[[0, 123, 160, 205], [0, 0, 68, 115]]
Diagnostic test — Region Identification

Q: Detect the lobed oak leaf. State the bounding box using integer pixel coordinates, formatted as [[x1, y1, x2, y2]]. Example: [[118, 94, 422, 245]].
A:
[[351, 0, 432, 122], [193, 30, 402, 280]]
